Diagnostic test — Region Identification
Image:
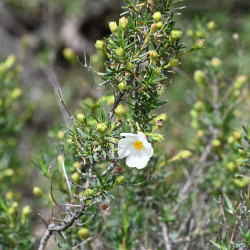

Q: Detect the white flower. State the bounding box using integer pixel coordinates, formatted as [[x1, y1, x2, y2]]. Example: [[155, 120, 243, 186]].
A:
[[118, 133, 153, 169]]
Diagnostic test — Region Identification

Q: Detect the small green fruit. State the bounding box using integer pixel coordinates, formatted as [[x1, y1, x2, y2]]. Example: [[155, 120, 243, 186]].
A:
[[153, 11, 162, 22], [169, 30, 183, 41], [116, 176, 124, 184], [78, 227, 90, 239], [115, 47, 124, 57], [71, 172, 80, 183], [85, 188, 94, 196]]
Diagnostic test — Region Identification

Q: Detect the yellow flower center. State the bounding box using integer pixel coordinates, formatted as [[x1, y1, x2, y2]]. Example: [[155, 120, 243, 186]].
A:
[[134, 140, 143, 150]]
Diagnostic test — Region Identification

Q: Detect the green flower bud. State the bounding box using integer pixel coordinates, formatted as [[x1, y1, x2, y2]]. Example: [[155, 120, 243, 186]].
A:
[[119, 17, 128, 29], [226, 162, 237, 172], [193, 70, 206, 87], [116, 176, 124, 184], [192, 39, 205, 50], [67, 138, 73, 145], [22, 205, 32, 223], [63, 47, 76, 64], [78, 227, 90, 239], [4, 169, 14, 177], [85, 188, 94, 196], [233, 75, 247, 89], [5, 191, 13, 200], [197, 130, 204, 138], [57, 130, 64, 140], [118, 82, 126, 92], [212, 139, 221, 148], [169, 58, 179, 67], [109, 21, 118, 35], [125, 62, 134, 71], [187, 29, 194, 37], [11, 88, 22, 99], [77, 113, 85, 123], [178, 150, 192, 159], [115, 47, 124, 57], [95, 40, 106, 51], [114, 104, 126, 118], [96, 123, 108, 133], [194, 101, 203, 111], [195, 30, 203, 38], [156, 113, 168, 122], [151, 23, 158, 32], [232, 89, 240, 99], [156, 21, 163, 29], [169, 30, 183, 41], [153, 11, 162, 22], [150, 50, 159, 60], [74, 161, 81, 170], [33, 187, 43, 197], [233, 131, 242, 140], [5, 54, 16, 68], [190, 109, 198, 118], [207, 20, 216, 30], [71, 172, 80, 183], [211, 57, 221, 69], [236, 157, 244, 166], [227, 136, 235, 145]]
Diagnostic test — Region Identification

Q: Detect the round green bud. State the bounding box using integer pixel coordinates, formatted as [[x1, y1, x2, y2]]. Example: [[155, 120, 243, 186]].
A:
[[227, 136, 235, 145], [96, 123, 108, 133], [5, 191, 13, 200], [147, 133, 164, 142], [178, 150, 192, 159], [150, 50, 159, 60], [71, 172, 80, 183], [156, 21, 164, 29], [125, 62, 134, 71], [192, 39, 205, 50], [153, 11, 162, 22], [114, 104, 126, 118], [232, 89, 241, 99], [193, 70, 206, 87], [118, 82, 126, 92], [33, 187, 43, 197], [169, 30, 183, 41], [119, 17, 128, 29], [109, 21, 118, 35], [169, 58, 179, 67], [78, 227, 90, 239], [77, 113, 85, 123], [194, 101, 203, 111], [212, 139, 221, 148], [211, 57, 222, 69], [74, 161, 81, 170], [11, 88, 22, 99], [190, 109, 198, 118], [116, 176, 124, 184], [226, 162, 237, 172], [85, 188, 94, 196], [95, 40, 106, 51], [187, 29, 194, 37], [197, 130, 204, 138], [195, 30, 203, 38], [67, 138, 73, 145], [22, 205, 32, 217], [63, 47, 76, 64], [151, 23, 158, 32], [8, 207, 16, 216], [115, 47, 124, 57], [233, 75, 247, 89], [57, 130, 64, 140], [233, 131, 242, 140], [207, 20, 216, 30]]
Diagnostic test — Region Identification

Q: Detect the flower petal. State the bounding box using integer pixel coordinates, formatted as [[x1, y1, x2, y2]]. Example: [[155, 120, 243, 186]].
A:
[[118, 138, 132, 159], [125, 152, 149, 169]]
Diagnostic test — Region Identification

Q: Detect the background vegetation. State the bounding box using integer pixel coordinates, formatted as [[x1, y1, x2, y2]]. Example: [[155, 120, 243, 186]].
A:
[[0, 0, 249, 249]]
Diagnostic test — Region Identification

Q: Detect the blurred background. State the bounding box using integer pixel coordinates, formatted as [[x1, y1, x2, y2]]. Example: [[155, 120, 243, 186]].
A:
[[0, 0, 249, 246]]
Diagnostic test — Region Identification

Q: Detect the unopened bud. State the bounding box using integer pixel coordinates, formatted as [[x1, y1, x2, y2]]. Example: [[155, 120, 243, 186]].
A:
[[78, 227, 90, 239], [169, 30, 183, 41], [195, 30, 203, 38], [226, 162, 237, 172], [109, 21, 118, 35], [63, 47, 76, 64], [95, 40, 106, 51], [77, 113, 85, 123], [33, 187, 43, 197], [233, 131, 242, 140], [96, 123, 108, 133], [197, 130, 204, 138], [169, 58, 179, 67], [119, 17, 128, 29], [114, 104, 126, 118], [192, 39, 205, 50], [194, 101, 203, 111], [85, 188, 94, 196], [150, 50, 159, 60], [212, 139, 221, 148], [233, 75, 247, 89], [151, 23, 158, 32], [193, 70, 206, 87], [187, 29, 194, 37], [178, 150, 192, 159], [115, 47, 124, 57], [5, 191, 13, 200], [22, 205, 32, 223], [57, 130, 64, 140], [116, 176, 124, 184], [156, 119, 164, 129], [227, 136, 235, 145], [157, 21, 163, 29], [211, 57, 221, 69], [74, 161, 81, 170], [71, 172, 80, 183], [118, 82, 126, 92], [67, 138, 73, 145], [147, 133, 164, 142], [125, 62, 134, 71], [207, 21, 216, 30], [153, 11, 162, 22]]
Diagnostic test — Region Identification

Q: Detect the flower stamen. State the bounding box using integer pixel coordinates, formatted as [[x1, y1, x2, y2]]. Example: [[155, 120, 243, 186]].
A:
[[134, 140, 143, 150]]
